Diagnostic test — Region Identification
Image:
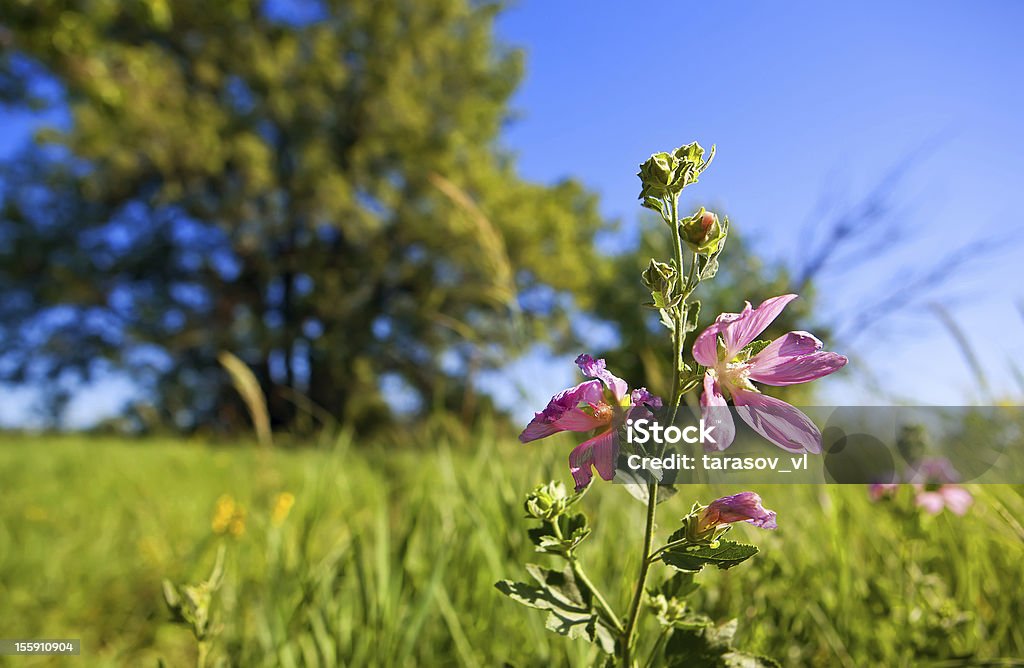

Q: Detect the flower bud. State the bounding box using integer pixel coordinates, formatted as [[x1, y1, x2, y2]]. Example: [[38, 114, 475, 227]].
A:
[[695, 492, 777, 536], [679, 208, 726, 255], [638, 152, 682, 200], [673, 142, 706, 169], [642, 259, 679, 309], [638, 142, 715, 202], [524, 481, 570, 520]]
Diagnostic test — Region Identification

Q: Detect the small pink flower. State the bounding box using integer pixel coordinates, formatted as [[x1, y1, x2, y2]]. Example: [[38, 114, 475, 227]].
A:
[[907, 457, 972, 515], [868, 483, 901, 501], [698, 491, 777, 531], [914, 485, 973, 516], [693, 295, 847, 453], [520, 354, 660, 491]]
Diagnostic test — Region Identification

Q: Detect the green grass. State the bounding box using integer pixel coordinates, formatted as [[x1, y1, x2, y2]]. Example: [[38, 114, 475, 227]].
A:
[[1, 428, 1022, 667]]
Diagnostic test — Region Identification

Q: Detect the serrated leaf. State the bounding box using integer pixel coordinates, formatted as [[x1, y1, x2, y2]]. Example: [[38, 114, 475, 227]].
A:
[[495, 564, 614, 653], [700, 257, 719, 281], [661, 540, 759, 572], [664, 619, 781, 667], [651, 290, 671, 310]]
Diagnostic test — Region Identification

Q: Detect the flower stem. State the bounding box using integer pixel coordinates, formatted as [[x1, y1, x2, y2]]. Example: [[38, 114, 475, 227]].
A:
[[621, 481, 658, 667], [550, 517, 624, 635], [668, 195, 684, 423], [621, 192, 694, 665], [571, 559, 625, 635], [646, 536, 690, 564]]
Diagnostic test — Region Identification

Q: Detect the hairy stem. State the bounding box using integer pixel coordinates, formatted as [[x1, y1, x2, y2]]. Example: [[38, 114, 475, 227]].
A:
[[550, 518, 624, 634], [621, 481, 659, 667], [572, 560, 625, 635], [668, 195, 684, 423]]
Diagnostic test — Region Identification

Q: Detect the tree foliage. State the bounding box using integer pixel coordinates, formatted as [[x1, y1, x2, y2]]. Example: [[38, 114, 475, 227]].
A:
[[0, 0, 614, 431]]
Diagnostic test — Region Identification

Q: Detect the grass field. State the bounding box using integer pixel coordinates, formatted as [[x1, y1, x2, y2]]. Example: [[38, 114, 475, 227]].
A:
[[1, 427, 1023, 667]]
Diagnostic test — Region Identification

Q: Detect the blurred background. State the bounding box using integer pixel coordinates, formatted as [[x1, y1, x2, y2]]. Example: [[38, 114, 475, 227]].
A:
[[1, 0, 1021, 435], [1, 2, 1023, 666]]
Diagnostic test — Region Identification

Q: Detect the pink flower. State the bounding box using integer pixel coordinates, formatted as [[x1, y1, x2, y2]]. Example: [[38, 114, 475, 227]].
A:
[[520, 354, 661, 491], [868, 483, 901, 501], [698, 492, 777, 531], [909, 457, 972, 515], [692, 295, 847, 453], [914, 485, 973, 516]]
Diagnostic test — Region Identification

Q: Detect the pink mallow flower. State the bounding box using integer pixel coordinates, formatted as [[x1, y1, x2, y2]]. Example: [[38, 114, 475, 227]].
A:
[[698, 492, 778, 531], [914, 486, 973, 516], [519, 354, 661, 491], [692, 294, 847, 453], [911, 457, 973, 516]]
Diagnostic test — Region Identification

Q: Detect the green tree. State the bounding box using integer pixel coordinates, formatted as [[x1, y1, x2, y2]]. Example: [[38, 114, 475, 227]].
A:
[[0, 0, 613, 431]]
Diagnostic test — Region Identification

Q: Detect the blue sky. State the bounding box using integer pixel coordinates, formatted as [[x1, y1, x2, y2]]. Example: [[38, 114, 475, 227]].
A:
[[2, 2, 1023, 426], [486, 1, 1024, 413]]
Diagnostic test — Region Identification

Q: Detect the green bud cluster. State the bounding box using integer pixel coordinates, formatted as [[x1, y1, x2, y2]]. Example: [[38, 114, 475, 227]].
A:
[[524, 480, 573, 521], [638, 142, 715, 205], [642, 259, 680, 310]]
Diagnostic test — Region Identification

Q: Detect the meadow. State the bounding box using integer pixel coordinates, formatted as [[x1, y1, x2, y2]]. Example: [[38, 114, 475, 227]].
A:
[[1, 426, 1023, 667]]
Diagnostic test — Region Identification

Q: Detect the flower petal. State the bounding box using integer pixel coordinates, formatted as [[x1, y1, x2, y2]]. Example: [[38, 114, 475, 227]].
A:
[[552, 407, 607, 432], [568, 429, 618, 491], [940, 486, 973, 516], [575, 354, 628, 400], [568, 440, 594, 491], [630, 387, 663, 409], [699, 373, 735, 452], [700, 492, 777, 530], [732, 387, 822, 453], [519, 379, 604, 443], [589, 429, 618, 482], [748, 331, 847, 386], [719, 295, 798, 358], [915, 491, 945, 515], [692, 327, 719, 367]]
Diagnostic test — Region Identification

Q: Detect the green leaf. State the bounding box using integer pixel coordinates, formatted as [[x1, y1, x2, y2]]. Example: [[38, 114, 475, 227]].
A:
[[664, 619, 782, 667], [525, 512, 589, 555], [683, 300, 701, 334], [616, 473, 678, 505], [659, 308, 675, 331], [495, 564, 615, 653], [641, 196, 666, 216], [700, 256, 720, 281], [661, 540, 759, 572]]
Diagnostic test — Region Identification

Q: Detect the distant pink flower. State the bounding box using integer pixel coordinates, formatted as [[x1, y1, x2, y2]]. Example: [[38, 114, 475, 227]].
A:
[[868, 482, 900, 501], [910, 457, 972, 515], [693, 295, 847, 453], [519, 354, 661, 491], [914, 485, 973, 516], [698, 492, 777, 531]]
